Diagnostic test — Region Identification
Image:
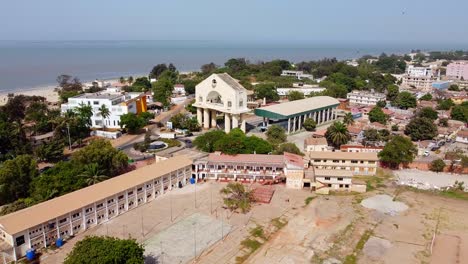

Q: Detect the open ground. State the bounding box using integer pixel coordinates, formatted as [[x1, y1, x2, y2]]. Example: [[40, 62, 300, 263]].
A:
[[38, 169, 468, 264]]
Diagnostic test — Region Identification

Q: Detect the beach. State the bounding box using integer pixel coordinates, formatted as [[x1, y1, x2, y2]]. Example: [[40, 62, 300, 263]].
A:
[[0, 85, 59, 106]]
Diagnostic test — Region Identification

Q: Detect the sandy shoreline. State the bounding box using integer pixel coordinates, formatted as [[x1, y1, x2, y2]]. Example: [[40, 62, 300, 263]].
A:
[[0, 78, 124, 106]]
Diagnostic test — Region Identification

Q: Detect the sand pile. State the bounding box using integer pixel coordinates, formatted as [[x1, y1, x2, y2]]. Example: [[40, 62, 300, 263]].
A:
[[361, 194, 408, 215]]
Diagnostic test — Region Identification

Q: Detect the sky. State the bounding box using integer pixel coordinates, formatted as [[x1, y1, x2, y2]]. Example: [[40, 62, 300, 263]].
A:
[[1, 0, 468, 46]]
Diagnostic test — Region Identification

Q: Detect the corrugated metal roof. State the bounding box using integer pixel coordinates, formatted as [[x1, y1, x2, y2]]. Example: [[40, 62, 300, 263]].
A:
[[254, 96, 339, 119], [308, 151, 379, 161], [0, 156, 192, 235]]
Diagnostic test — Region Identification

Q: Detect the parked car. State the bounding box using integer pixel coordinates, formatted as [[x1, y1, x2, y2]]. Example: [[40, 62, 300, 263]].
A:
[[431, 146, 440, 151], [438, 141, 445, 146], [423, 150, 430, 157]]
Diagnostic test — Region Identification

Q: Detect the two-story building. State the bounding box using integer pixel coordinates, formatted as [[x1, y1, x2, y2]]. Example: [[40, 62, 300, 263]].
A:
[[347, 90, 386, 106], [61, 91, 147, 129], [308, 151, 379, 176]]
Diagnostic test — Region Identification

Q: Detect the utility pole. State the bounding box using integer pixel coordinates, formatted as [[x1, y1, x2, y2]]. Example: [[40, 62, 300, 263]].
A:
[[67, 123, 72, 150], [170, 191, 173, 222]]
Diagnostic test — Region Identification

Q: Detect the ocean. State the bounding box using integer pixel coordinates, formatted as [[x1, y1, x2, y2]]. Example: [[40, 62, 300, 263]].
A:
[[0, 40, 456, 93]]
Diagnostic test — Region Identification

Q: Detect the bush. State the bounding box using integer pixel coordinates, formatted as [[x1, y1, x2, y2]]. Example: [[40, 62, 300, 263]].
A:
[[430, 159, 446, 172]]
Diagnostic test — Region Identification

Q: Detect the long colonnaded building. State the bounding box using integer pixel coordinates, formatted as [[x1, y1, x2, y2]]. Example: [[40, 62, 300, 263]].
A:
[[0, 156, 192, 261], [254, 96, 340, 134]]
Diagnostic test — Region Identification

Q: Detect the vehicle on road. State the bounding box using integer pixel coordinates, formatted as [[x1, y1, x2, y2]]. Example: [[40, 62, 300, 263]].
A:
[[423, 150, 430, 157]]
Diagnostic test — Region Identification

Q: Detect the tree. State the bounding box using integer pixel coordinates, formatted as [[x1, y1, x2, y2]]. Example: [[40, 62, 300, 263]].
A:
[[98, 104, 110, 130], [439, 118, 449, 127], [420, 93, 432, 101], [120, 113, 146, 134], [376, 100, 387, 108], [152, 77, 173, 107], [75, 103, 93, 128], [287, 90, 305, 101], [451, 105, 468, 123], [64, 236, 144, 264], [79, 163, 109, 186], [182, 79, 198, 95], [201, 62, 218, 75], [368, 106, 388, 124], [35, 140, 64, 162], [343, 112, 354, 125], [72, 139, 128, 176], [302, 118, 317, 131], [119, 76, 125, 84], [325, 121, 350, 148], [378, 135, 417, 169], [214, 129, 247, 155], [391, 124, 399, 131], [244, 136, 273, 154], [220, 182, 254, 214], [363, 129, 380, 145], [274, 143, 304, 156], [437, 99, 454, 110], [169, 113, 200, 132], [448, 84, 460, 91], [0, 155, 38, 205], [404, 117, 438, 141], [127, 76, 134, 84], [254, 83, 279, 102], [429, 159, 446, 173], [386, 84, 399, 102], [56, 75, 83, 102], [266, 125, 287, 145], [393, 91, 417, 109], [131, 77, 151, 92], [149, 64, 168, 79], [417, 107, 438, 120], [193, 130, 226, 152]]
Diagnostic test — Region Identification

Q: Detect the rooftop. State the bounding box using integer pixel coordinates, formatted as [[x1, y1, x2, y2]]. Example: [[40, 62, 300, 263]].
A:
[[254, 96, 339, 119], [216, 73, 246, 92], [72, 92, 124, 101], [304, 137, 328, 146], [208, 152, 285, 165], [308, 151, 379, 161], [457, 130, 468, 138], [0, 156, 192, 235]]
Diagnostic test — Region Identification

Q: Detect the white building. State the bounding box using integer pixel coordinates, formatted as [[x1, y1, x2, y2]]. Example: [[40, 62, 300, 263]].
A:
[[277, 84, 326, 97], [194, 73, 250, 133], [347, 90, 386, 106], [304, 137, 330, 152], [61, 92, 147, 129], [281, 70, 313, 80], [173, 84, 186, 95], [406, 65, 434, 77], [402, 65, 438, 91]]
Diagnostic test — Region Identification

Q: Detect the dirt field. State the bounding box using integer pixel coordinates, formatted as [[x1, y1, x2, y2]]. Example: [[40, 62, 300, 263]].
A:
[[38, 170, 468, 264]]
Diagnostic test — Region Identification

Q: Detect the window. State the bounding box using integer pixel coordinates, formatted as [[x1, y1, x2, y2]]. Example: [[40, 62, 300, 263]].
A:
[[15, 236, 25, 246], [59, 218, 67, 224], [325, 177, 331, 180], [239, 100, 243, 107], [345, 184, 349, 188], [93, 101, 99, 105], [338, 178, 343, 181], [333, 160, 339, 163], [339, 184, 343, 188], [328, 184, 332, 187], [137, 187, 143, 192], [118, 195, 124, 200], [351, 160, 358, 164], [97, 203, 104, 209], [227, 101, 232, 107], [314, 160, 321, 163], [128, 191, 134, 196]]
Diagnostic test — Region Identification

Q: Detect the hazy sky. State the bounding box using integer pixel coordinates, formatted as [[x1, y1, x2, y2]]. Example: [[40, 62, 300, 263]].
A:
[[2, 0, 467, 45]]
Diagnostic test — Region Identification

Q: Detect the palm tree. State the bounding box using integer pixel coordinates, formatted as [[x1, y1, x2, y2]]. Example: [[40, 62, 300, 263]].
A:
[[325, 121, 351, 148], [79, 163, 109, 186], [75, 103, 93, 127], [343, 112, 354, 125], [98, 104, 111, 130], [119, 76, 126, 84], [127, 76, 134, 84]]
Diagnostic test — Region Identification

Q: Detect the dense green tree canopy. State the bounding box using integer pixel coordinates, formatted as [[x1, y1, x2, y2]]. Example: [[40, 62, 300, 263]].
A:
[[274, 143, 303, 156], [378, 135, 417, 169], [437, 99, 455, 110], [368, 106, 388, 124], [72, 139, 128, 176], [254, 83, 279, 102], [404, 117, 438, 141], [0, 155, 38, 205], [193, 130, 226, 152], [451, 104, 468, 123], [64, 236, 144, 264], [386, 84, 399, 101], [120, 113, 146, 134], [429, 159, 446, 172], [419, 93, 432, 101], [152, 77, 174, 107], [266, 125, 287, 145], [393, 92, 417, 109], [287, 90, 305, 101], [417, 107, 438, 120], [302, 118, 317, 131], [169, 113, 200, 132]]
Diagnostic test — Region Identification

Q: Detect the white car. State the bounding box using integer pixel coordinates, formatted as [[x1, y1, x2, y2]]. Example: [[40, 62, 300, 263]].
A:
[[423, 150, 430, 157]]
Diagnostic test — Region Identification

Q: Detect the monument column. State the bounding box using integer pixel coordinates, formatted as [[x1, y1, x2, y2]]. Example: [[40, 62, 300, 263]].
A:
[[211, 110, 217, 128], [197, 108, 203, 126], [203, 108, 210, 129], [225, 113, 231, 133]]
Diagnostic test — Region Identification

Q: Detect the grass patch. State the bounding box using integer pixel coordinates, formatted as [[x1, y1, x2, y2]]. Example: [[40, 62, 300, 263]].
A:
[[250, 225, 267, 240], [343, 229, 373, 263], [271, 217, 287, 230], [399, 186, 468, 201], [159, 138, 181, 148], [240, 238, 262, 251], [343, 254, 357, 264], [304, 196, 315, 206]]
